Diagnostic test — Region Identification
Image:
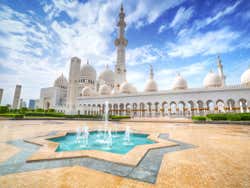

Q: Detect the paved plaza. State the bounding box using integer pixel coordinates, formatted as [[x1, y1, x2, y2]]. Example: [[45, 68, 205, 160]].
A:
[[0, 120, 249, 187]]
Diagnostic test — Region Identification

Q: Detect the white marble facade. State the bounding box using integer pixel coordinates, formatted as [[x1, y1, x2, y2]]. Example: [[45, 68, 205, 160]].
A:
[[39, 5, 250, 116]]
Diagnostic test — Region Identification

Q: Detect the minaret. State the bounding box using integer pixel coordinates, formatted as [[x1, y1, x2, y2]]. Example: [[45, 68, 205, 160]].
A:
[[66, 57, 81, 115], [217, 55, 226, 86], [114, 4, 128, 87], [12, 85, 22, 109]]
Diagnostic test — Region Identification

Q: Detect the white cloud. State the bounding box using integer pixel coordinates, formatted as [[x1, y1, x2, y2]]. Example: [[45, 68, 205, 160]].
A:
[[194, 0, 241, 30], [127, 45, 166, 66], [168, 28, 240, 58], [170, 6, 194, 28]]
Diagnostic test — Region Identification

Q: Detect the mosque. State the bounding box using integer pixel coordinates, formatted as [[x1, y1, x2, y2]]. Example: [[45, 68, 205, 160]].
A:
[[39, 5, 250, 117]]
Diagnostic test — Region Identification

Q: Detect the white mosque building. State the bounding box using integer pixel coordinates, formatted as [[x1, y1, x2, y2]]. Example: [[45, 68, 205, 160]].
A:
[[39, 5, 250, 117]]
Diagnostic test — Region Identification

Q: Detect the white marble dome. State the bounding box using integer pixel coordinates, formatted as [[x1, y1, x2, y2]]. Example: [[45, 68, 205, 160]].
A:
[[120, 81, 135, 94], [80, 62, 96, 81], [99, 65, 115, 86], [144, 79, 158, 92], [241, 67, 250, 86], [173, 74, 187, 90], [203, 70, 222, 88], [99, 84, 111, 95], [81, 86, 93, 96], [54, 73, 68, 89]]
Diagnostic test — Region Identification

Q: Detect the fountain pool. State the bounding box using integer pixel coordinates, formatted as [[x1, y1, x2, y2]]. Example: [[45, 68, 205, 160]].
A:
[[49, 131, 155, 154]]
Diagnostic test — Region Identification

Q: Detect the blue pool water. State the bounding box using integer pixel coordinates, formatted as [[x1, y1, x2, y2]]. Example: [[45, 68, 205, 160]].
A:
[[49, 131, 155, 154]]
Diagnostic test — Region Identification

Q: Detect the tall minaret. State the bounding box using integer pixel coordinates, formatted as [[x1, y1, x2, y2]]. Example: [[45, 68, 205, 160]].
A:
[[66, 57, 81, 115], [114, 4, 128, 87], [217, 55, 226, 87]]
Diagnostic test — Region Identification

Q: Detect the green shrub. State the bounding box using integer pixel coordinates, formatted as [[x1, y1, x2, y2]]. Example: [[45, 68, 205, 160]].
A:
[[207, 114, 227, 121], [24, 112, 65, 117], [0, 106, 9, 113], [35, 108, 44, 112], [192, 116, 206, 121], [227, 114, 241, 121], [0, 113, 24, 119], [65, 114, 102, 119], [239, 113, 250, 121], [109, 115, 130, 120]]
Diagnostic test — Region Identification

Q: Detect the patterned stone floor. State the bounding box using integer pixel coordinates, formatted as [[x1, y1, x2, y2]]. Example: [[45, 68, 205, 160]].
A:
[[0, 120, 249, 188]]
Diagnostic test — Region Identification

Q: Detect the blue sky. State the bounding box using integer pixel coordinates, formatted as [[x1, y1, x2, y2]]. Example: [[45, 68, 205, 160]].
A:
[[0, 0, 250, 105]]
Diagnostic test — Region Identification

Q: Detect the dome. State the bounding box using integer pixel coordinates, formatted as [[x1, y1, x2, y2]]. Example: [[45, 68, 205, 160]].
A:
[[120, 81, 135, 94], [173, 74, 187, 90], [144, 65, 158, 92], [81, 86, 93, 96], [80, 61, 96, 81], [241, 67, 250, 86], [54, 73, 68, 88], [98, 65, 115, 85], [144, 79, 158, 92], [203, 70, 222, 88], [99, 84, 111, 95]]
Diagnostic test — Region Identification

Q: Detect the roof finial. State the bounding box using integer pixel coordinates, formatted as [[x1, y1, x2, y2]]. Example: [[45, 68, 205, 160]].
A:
[[149, 64, 154, 79], [121, 3, 124, 12]]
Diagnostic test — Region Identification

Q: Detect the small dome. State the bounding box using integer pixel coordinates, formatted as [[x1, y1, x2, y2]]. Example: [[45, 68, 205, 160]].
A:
[[173, 74, 187, 90], [81, 86, 93, 96], [131, 85, 137, 93], [203, 70, 222, 88], [120, 81, 135, 94], [54, 73, 68, 88], [241, 67, 250, 86], [144, 79, 158, 92], [80, 61, 96, 81], [99, 84, 111, 95], [144, 65, 158, 92], [98, 65, 115, 85]]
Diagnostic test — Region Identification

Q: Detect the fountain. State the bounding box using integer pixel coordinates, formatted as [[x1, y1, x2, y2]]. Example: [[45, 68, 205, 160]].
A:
[[123, 126, 132, 145], [76, 127, 82, 144], [81, 126, 89, 147], [53, 102, 155, 154]]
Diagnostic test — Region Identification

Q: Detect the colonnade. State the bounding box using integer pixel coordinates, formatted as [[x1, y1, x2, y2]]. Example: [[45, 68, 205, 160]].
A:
[[77, 98, 250, 117]]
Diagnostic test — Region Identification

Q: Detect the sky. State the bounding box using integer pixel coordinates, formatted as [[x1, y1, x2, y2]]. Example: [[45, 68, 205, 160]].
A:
[[0, 0, 250, 105]]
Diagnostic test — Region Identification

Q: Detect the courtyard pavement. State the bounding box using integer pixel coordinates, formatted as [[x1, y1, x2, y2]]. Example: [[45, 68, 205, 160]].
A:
[[0, 120, 249, 188]]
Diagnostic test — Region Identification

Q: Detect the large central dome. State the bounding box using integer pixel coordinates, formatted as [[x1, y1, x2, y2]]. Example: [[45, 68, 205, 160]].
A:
[[80, 62, 96, 81], [99, 65, 115, 86]]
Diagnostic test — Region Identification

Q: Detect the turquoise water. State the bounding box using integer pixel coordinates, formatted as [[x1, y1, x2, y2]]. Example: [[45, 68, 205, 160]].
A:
[[49, 131, 155, 154]]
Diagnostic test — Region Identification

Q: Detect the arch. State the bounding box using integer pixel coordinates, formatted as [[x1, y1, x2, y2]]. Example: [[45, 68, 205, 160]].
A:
[[187, 100, 194, 116], [216, 99, 225, 113], [146, 102, 152, 117], [132, 103, 137, 117], [239, 98, 247, 113], [125, 103, 131, 116], [206, 100, 214, 112], [197, 100, 204, 115], [227, 99, 235, 112], [119, 103, 125, 116], [139, 103, 145, 117], [178, 101, 185, 116], [170, 101, 177, 115], [113, 104, 118, 115], [161, 101, 168, 116]]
